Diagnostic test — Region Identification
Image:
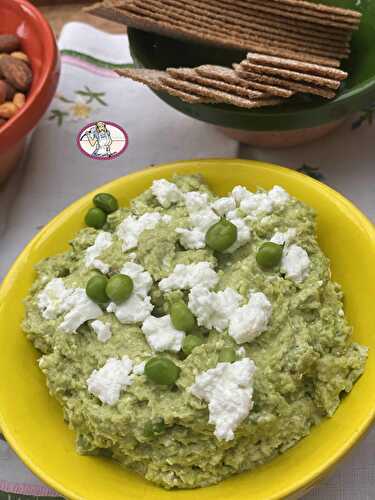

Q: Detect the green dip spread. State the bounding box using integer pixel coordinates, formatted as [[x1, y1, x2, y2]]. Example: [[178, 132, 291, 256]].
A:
[[23, 175, 367, 489]]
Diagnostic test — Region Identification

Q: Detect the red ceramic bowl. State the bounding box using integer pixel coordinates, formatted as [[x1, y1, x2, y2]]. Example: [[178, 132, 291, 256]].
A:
[[0, 0, 60, 182]]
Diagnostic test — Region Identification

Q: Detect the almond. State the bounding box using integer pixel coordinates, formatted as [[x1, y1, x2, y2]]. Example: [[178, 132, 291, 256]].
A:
[[11, 51, 30, 64], [0, 55, 32, 92], [0, 101, 18, 119], [0, 80, 6, 105], [0, 34, 20, 54], [13, 92, 25, 109]]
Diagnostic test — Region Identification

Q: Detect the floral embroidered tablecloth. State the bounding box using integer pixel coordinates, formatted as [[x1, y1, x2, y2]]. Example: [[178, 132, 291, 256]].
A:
[[0, 21, 374, 500]]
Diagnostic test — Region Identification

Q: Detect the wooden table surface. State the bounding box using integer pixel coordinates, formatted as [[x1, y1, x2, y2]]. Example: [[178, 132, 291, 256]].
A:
[[35, 1, 124, 36]]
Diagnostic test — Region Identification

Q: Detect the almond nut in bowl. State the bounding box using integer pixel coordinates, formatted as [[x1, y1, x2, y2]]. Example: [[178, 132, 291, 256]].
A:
[[0, 0, 60, 183]]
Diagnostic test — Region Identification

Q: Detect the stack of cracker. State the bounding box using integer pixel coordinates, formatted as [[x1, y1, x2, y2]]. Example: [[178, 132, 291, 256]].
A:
[[88, 0, 361, 108], [233, 51, 348, 99], [88, 0, 361, 66], [117, 67, 284, 108]]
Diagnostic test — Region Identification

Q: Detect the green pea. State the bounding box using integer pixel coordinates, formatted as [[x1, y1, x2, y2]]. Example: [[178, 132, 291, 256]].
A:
[[144, 417, 165, 438], [170, 301, 196, 332], [105, 274, 133, 304], [145, 357, 180, 385], [85, 207, 106, 229], [218, 347, 236, 363], [93, 193, 119, 214], [86, 274, 109, 304], [182, 334, 204, 356], [206, 218, 237, 252], [256, 242, 283, 269]]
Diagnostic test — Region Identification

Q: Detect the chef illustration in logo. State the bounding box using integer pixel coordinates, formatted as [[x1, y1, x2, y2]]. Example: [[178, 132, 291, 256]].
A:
[[77, 121, 128, 160]]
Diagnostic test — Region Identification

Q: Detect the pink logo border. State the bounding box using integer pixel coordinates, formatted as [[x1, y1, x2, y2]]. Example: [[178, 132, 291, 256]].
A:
[[76, 121, 129, 161]]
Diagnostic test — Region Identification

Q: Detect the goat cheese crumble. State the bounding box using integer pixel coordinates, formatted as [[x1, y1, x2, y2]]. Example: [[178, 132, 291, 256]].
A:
[[188, 286, 242, 332], [142, 315, 185, 352], [281, 244, 310, 283], [159, 261, 219, 292], [189, 358, 256, 441], [229, 292, 272, 344], [84, 231, 113, 274], [87, 355, 133, 405], [91, 320, 112, 343], [151, 179, 183, 208]]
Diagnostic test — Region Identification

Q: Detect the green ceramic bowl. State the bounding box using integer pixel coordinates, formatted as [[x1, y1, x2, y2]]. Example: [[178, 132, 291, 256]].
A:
[[128, 0, 375, 142]]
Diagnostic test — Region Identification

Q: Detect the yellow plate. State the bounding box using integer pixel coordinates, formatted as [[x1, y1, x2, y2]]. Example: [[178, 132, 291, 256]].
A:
[[0, 159, 374, 500]]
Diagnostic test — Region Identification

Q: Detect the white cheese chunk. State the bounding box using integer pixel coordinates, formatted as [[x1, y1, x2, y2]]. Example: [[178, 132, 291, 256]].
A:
[[87, 355, 133, 406], [211, 196, 236, 216], [231, 186, 251, 204], [117, 212, 169, 251], [231, 185, 290, 218], [159, 262, 219, 292], [188, 286, 242, 332], [189, 358, 256, 441], [151, 179, 183, 208], [270, 228, 296, 246], [120, 262, 152, 298], [225, 213, 251, 253], [91, 320, 112, 343], [37, 278, 72, 320], [281, 244, 310, 283], [175, 227, 206, 250], [184, 191, 209, 212], [59, 289, 102, 333], [268, 185, 290, 206], [107, 293, 153, 324], [176, 191, 220, 250], [229, 292, 272, 344], [84, 231, 113, 274], [142, 314, 185, 352]]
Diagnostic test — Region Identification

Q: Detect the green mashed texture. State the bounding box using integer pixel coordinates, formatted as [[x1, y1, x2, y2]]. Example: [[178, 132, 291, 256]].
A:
[[23, 175, 367, 489]]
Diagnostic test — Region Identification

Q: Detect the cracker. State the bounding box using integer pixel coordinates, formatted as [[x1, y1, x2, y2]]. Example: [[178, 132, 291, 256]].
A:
[[161, 75, 284, 108], [167, 67, 271, 99], [248, 0, 361, 23], [128, 1, 349, 59], [246, 53, 348, 80], [262, 0, 361, 19], [195, 65, 295, 98], [239, 61, 341, 89], [116, 68, 212, 103], [230, 0, 360, 30], [233, 64, 336, 99], [87, 3, 341, 67], [198, 0, 352, 41], [143, 0, 350, 52]]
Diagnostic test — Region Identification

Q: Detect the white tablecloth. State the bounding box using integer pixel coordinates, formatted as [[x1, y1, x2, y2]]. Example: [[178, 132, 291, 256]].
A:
[[0, 22, 373, 500]]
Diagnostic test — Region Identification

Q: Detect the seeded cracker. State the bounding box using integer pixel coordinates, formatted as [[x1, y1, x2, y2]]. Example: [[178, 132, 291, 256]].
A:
[[161, 75, 284, 108], [229, 0, 360, 30], [116, 68, 212, 104], [166, 67, 272, 99], [137, 0, 350, 53], [127, 1, 348, 60], [233, 64, 336, 99], [87, 3, 342, 66], [195, 65, 295, 98], [239, 61, 341, 90], [196, 0, 352, 42], [246, 53, 348, 80], [248, 0, 361, 23], [162, 0, 351, 46]]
